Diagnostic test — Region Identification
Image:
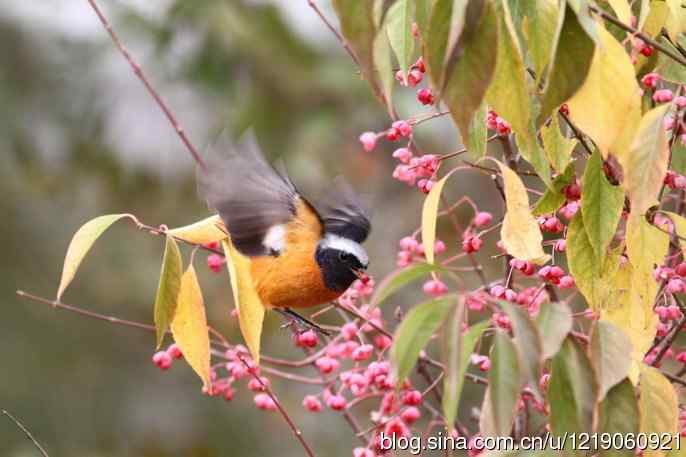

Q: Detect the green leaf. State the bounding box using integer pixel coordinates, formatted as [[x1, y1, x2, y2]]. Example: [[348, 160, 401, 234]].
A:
[[639, 365, 679, 457], [442, 0, 471, 86], [479, 330, 521, 437], [536, 302, 573, 359], [468, 101, 489, 158], [374, 28, 395, 113], [566, 25, 642, 159], [566, 0, 601, 43], [549, 337, 598, 457], [598, 379, 640, 457], [499, 301, 543, 400], [442, 315, 489, 430], [520, 0, 562, 81], [581, 148, 624, 262], [154, 235, 183, 349], [442, 0, 498, 146], [425, 0, 452, 89], [590, 320, 633, 401], [56, 214, 133, 301], [620, 104, 670, 216], [532, 163, 575, 216], [386, 0, 415, 82], [372, 263, 447, 306], [332, 1, 381, 98], [538, 4, 595, 126], [414, 0, 431, 38], [391, 296, 455, 383], [656, 36, 686, 84], [541, 114, 577, 174]]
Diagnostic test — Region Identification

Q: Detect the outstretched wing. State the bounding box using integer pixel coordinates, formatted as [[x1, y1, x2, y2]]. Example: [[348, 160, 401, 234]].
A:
[[198, 132, 306, 257], [319, 177, 371, 243]]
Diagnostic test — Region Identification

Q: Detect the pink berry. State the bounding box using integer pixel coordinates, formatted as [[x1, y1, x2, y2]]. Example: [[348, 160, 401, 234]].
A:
[[392, 147, 412, 164], [495, 117, 511, 135], [668, 278, 685, 294], [303, 395, 323, 412], [675, 175, 686, 189], [558, 275, 575, 289], [407, 69, 423, 87], [473, 211, 493, 227], [676, 263, 686, 277], [341, 322, 359, 340], [373, 334, 392, 350], [676, 352, 686, 363], [641, 72, 661, 89], [359, 132, 377, 152], [315, 356, 340, 374], [653, 89, 674, 103], [352, 344, 374, 362], [207, 254, 224, 273], [166, 343, 183, 359], [152, 351, 172, 370], [462, 235, 483, 253], [401, 406, 421, 424], [479, 357, 491, 371], [326, 394, 347, 411], [248, 376, 270, 392], [392, 120, 413, 137], [676, 96, 686, 109], [554, 239, 566, 252], [417, 88, 434, 105], [295, 330, 319, 348], [353, 448, 375, 457], [399, 236, 418, 252], [223, 387, 235, 401], [423, 279, 448, 297], [417, 178, 435, 194], [490, 285, 506, 298], [413, 56, 425, 73], [254, 393, 277, 411], [434, 240, 447, 255], [386, 128, 400, 141], [563, 182, 582, 200], [402, 389, 422, 406]]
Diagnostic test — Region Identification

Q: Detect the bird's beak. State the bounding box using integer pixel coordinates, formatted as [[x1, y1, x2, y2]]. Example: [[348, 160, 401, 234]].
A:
[[352, 267, 370, 284]]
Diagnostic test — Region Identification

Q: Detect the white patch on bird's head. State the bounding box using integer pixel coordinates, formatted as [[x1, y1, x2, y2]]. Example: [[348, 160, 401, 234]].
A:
[[263, 224, 286, 254], [320, 233, 369, 268]]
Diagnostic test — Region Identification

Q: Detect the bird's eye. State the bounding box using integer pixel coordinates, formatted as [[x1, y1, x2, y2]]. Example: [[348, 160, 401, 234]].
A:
[[338, 251, 352, 262]]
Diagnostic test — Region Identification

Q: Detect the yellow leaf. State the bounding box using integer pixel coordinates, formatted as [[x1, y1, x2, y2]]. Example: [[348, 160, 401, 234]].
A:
[[171, 265, 211, 389], [422, 169, 458, 264], [497, 161, 550, 264], [167, 215, 227, 245], [639, 365, 679, 457], [541, 114, 577, 173], [222, 239, 264, 364], [667, 211, 686, 254], [57, 214, 133, 301], [607, 0, 632, 25], [621, 104, 670, 216], [154, 236, 183, 349], [665, 0, 686, 41], [567, 26, 642, 158]]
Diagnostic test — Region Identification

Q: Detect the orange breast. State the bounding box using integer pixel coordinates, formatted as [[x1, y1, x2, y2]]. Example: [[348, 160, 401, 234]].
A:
[[249, 198, 341, 309]]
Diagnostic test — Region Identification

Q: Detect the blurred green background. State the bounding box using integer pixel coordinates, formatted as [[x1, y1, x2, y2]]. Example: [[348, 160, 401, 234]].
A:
[[1, 1, 503, 455]]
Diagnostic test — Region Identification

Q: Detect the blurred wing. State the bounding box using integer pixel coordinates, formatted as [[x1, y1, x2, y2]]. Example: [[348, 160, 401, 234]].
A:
[[197, 132, 299, 257], [320, 177, 371, 243]]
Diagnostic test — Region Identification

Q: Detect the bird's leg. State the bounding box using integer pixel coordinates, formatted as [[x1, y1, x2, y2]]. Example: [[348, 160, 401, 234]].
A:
[[274, 308, 331, 336]]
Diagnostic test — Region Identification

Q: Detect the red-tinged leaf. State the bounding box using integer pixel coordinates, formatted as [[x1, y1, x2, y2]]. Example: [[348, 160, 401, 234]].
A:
[[549, 337, 598, 457], [479, 330, 521, 437], [171, 265, 211, 389], [154, 235, 183, 349], [56, 214, 133, 301]]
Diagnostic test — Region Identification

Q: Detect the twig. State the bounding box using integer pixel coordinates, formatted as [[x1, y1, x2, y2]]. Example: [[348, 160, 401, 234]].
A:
[[305, 0, 359, 67], [590, 6, 686, 68], [2, 410, 50, 457], [85, 0, 207, 172], [236, 354, 317, 457]]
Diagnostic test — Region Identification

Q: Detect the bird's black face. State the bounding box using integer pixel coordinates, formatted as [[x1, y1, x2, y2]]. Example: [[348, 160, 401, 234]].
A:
[[315, 246, 368, 292]]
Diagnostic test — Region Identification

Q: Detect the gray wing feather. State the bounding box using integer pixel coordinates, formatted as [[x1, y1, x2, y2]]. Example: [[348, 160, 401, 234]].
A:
[[319, 177, 371, 243], [197, 132, 298, 257]]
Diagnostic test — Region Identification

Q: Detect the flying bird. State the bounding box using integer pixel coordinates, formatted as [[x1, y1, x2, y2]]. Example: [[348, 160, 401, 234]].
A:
[[198, 134, 371, 330]]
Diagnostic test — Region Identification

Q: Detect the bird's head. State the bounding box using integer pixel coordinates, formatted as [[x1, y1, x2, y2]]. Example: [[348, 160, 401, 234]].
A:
[[315, 234, 369, 292]]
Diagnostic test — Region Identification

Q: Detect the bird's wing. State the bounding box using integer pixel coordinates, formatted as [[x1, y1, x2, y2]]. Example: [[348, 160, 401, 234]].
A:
[[318, 176, 371, 243], [198, 132, 321, 257]]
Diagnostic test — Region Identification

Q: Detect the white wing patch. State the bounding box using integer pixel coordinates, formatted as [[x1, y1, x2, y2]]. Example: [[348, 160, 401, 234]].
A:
[[263, 224, 286, 254], [322, 234, 369, 267]]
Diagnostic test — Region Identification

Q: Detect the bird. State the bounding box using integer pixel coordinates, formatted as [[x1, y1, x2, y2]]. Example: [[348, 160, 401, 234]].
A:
[[198, 134, 371, 330]]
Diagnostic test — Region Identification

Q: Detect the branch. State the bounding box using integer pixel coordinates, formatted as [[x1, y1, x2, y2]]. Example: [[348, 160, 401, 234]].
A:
[[85, 0, 207, 172], [2, 410, 50, 457]]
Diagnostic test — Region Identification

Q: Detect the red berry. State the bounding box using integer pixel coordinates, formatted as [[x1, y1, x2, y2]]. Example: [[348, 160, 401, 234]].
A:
[[401, 406, 421, 424], [417, 88, 435, 105], [152, 351, 172, 370], [166, 343, 183, 359], [558, 104, 570, 115], [640, 45, 653, 56], [295, 330, 319, 348], [326, 394, 347, 411], [402, 389, 422, 406], [386, 128, 400, 141], [303, 395, 323, 412], [207, 254, 224, 273]]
